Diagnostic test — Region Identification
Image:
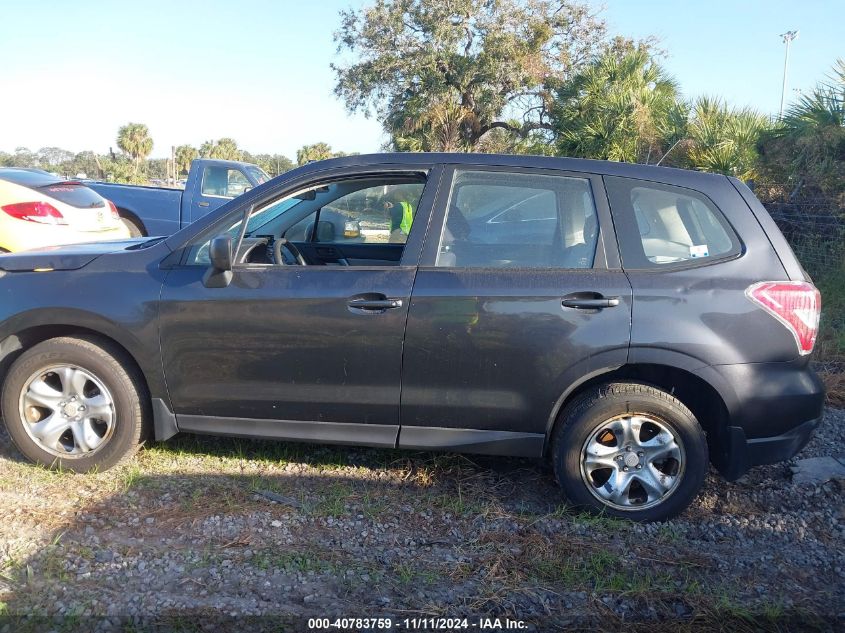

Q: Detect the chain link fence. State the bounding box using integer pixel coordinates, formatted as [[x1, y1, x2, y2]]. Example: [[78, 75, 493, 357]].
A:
[[756, 185, 845, 276]]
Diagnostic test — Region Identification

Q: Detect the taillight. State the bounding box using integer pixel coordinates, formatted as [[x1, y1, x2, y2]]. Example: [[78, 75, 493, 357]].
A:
[[2, 201, 67, 225], [107, 199, 120, 220], [746, 281, 821, 355]]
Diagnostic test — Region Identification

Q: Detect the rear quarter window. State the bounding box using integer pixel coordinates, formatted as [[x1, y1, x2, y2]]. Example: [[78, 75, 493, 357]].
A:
[[605, 176, 741, 269]]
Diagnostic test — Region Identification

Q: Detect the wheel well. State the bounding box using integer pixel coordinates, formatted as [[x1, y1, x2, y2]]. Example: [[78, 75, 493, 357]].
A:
[[116, 208, 147, 236], [549, 363, 729, 463], [0, 325, 151, 411]]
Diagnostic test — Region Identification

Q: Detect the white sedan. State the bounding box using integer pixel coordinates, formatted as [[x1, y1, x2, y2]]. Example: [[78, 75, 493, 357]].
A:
[[0, 168, 129, 252]]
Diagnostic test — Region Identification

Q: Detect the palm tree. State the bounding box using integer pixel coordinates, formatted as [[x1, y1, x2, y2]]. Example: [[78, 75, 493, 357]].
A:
[[199, 138, 243, 161], [391, 97, 474, 152], [116, 123, 153, 175], [759, 59, 844, 197], [551, 47, 681, 163], [683, 97, 771, 180], [296, 143, 335, 166], [212, 138, 243, 161], [174, 145, 198, 175]]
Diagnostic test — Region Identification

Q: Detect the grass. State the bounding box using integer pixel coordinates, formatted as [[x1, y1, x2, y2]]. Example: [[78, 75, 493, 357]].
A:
[[812, 262, 845, 406], [249, 550, 337, 574], [528, 546, 676, 593]]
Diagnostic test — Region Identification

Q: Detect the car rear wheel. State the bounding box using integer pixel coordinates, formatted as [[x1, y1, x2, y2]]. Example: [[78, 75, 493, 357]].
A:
[[1, 336, 148, 473], [120, 216, 145, 237], [551, 382, 707, 522]]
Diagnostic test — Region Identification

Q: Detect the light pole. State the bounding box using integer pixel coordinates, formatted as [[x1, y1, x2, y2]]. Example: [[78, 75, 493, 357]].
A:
[[779, 30, 799, 118]]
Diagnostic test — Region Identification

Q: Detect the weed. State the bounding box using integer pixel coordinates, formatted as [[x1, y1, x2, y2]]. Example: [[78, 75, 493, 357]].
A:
[[121, 463, 145, 491]]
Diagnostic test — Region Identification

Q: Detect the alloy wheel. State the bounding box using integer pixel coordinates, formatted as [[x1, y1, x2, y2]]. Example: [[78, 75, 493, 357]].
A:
[[18, 365, 116, 458], [580, 414, 685, 510]]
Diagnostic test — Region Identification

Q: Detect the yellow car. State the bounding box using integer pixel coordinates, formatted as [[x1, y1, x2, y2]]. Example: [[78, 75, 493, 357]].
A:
[[0, 168, 129, 252]]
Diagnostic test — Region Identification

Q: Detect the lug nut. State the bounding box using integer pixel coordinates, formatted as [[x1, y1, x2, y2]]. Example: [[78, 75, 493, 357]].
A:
[[636, 465, 642, 469], [638, 451, 644, 457], [626, 445, 631, 452], [623, 466, 629, 472]]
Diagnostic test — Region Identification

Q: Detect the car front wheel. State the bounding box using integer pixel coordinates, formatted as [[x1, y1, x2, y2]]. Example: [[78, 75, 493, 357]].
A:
[[1, 336, 148, 473], [551, 382, 707, 522]]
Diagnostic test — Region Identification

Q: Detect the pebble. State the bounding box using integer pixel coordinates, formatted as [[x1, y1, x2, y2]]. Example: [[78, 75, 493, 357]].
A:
[[0, 407, 841, 627]]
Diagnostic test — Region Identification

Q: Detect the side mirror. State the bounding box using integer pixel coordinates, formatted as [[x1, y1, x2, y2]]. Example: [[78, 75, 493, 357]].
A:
[[202, 234, 234, 288], [305, 220, 336, 242]]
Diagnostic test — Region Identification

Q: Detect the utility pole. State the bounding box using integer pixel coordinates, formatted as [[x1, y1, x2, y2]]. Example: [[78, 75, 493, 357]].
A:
[[779, 30, 799, 119]]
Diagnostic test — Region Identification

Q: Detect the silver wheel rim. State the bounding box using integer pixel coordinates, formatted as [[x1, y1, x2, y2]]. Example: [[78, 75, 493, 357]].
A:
[[580, 414, 685, 511], [18, 364, 116, 458]]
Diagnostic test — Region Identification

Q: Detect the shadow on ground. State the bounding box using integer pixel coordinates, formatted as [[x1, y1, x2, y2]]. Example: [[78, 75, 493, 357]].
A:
[[0, 430, 841, 632]]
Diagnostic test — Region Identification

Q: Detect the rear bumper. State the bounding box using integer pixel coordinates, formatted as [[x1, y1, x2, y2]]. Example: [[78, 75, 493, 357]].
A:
[[693, 360, 825, 480], [2, 225, 130, 252]]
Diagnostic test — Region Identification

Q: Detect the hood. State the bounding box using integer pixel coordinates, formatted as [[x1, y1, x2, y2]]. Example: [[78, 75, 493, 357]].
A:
[[0, 238, 158, 272]]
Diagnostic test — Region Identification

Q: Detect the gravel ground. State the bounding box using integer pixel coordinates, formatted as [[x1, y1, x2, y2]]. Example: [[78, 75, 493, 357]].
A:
[[0, 408, 842, 632]]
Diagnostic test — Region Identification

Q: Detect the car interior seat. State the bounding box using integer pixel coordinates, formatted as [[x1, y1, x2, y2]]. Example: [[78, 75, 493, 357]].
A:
[[562, 212, 598, 268]]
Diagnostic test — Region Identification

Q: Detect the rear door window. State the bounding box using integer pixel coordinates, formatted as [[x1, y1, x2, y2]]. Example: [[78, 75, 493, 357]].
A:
[[435, 169, 599, 269], [605, 176, 740, 268]]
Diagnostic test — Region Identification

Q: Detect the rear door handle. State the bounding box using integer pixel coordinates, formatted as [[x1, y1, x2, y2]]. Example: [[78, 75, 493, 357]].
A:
[[561, 296, 620, 309], [198, 201, 210, 208], [347, 297, 403, 312]]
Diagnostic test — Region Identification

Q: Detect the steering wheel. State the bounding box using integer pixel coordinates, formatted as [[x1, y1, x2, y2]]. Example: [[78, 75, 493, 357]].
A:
[[273, 238, 307, 266]]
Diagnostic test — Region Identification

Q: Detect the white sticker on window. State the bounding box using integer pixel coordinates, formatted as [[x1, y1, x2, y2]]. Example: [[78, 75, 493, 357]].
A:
[[689, 245, 709, 258]]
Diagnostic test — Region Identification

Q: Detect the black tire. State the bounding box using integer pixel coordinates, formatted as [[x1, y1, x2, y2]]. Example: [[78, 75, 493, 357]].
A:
[[550, 382, 707, 522], [120, 215, 145, 237], [1, 336, 149, 473]]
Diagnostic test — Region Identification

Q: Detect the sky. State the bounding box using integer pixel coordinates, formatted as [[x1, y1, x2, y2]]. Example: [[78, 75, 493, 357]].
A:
[[0, 0, 842, 159]]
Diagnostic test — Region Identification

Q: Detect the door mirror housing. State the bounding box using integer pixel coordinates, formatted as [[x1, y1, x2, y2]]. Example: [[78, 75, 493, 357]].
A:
[[203, 234, 234, 288], [307, 220, 336, 242]]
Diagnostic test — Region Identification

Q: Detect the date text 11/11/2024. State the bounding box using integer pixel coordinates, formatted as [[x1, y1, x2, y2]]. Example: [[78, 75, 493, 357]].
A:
[[307, 617, 528, 630]]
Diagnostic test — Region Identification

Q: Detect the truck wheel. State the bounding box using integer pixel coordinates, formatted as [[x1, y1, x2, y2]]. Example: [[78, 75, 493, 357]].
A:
[[1, 336, 149, 473], [551, 382, 707, 522], [120, 216, 145, 237]]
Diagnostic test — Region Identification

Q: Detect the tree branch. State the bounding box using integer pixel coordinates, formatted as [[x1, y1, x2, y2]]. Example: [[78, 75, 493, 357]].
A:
[[472, 120, 554, 142]]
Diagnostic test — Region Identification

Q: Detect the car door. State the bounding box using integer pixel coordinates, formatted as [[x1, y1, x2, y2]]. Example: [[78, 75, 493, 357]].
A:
[[158, 166, 441, 447], [398, 165, 633, 456], [190, 166, 252, 223]]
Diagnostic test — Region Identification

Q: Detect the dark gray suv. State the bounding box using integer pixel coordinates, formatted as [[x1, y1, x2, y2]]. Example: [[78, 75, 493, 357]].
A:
[[0, 153, 824, 521]]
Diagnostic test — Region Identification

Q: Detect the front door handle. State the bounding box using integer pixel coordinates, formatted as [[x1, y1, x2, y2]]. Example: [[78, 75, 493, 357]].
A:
[[198, 201, 210, 208], [347, 296, 403, 312], [561, 296, 620, 309]]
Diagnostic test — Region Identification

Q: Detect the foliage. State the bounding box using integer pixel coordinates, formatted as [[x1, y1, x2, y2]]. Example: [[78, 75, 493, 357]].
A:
[[116, 122, 154, 175], [550, 46, 681, 163], [100, 155, 146, 184], [244, 153, 295, 177], [200, 137, 243, 161], [36, 147, 74, 168], [175, 145, 199, 175], [758, 59, 845, 201], [296, 142, 348, 166], [680, 97, 772, 180], [0, 147, 39, 168], [333, 0, 611, 152]]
